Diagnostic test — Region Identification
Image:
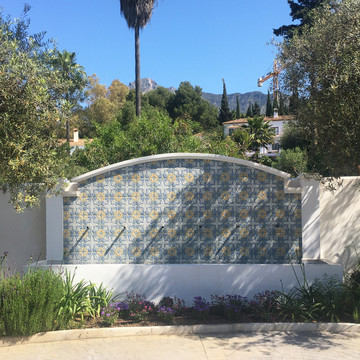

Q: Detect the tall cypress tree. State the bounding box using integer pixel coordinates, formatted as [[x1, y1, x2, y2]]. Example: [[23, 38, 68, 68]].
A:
[[236, 94, 240, 119], [279, 92, 285, 115], [266, 90, 273, 116], [252, 101, 261, 116], [246, 102, 252, 117], [218, 78, 232, 124]]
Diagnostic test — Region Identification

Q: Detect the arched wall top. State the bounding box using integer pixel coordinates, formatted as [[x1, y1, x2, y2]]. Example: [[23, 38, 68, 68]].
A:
[[71, 153, 292, 184]]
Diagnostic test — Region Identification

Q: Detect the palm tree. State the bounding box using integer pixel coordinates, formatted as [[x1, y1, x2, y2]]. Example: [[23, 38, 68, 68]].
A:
[[120, 0, 156, 116], [52, 50, 86, 142], [242, 116, 275, 157]]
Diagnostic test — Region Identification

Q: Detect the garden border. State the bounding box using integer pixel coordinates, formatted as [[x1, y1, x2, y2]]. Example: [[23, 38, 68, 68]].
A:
[[1, 323, 360, 347]]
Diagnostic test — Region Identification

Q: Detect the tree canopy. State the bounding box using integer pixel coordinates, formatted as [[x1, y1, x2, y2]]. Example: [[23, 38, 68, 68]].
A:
[[0, 7, 77, 210], [278, 0, 360, 176]]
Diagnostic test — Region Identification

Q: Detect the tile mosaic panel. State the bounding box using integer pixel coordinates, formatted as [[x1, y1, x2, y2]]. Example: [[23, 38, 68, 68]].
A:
[[63, 159, 302, 264]]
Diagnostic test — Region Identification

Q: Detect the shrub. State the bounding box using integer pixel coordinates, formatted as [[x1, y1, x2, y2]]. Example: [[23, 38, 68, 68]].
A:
[[157, 306, 176, 324], [101, 303, 121, 326], [158, 296, 186, 316], [0, 267, 64, 336], [124, 292, 156, 322]]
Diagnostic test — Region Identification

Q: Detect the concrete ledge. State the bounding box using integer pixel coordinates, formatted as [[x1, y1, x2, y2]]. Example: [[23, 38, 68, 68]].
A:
[[1, 323, 360, 347]]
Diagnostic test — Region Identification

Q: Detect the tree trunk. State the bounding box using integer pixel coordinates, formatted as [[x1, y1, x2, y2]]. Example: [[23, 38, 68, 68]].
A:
[[135, 24, 141, 116]]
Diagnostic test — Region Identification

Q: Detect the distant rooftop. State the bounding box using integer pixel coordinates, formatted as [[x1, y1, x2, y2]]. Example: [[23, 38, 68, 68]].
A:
[[222, 115, 295, 125]]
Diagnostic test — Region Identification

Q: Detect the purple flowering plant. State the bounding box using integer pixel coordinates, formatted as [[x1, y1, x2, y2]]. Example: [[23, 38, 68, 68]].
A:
[[101, 302, 121, 326], [158, 296, 186, 316], [157, 306, 176, 324], [192, 296, 210, 319]]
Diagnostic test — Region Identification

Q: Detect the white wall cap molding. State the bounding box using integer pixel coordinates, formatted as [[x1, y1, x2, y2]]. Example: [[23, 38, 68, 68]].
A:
[[70, 153, 292, 183]]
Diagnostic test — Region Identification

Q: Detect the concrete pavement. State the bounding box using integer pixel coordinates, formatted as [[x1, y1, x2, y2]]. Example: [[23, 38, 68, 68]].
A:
[[1, 323, 360, 359]]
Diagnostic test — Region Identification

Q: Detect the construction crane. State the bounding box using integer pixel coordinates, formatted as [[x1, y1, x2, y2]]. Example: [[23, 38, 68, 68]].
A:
[[257, 59, 282, 104]]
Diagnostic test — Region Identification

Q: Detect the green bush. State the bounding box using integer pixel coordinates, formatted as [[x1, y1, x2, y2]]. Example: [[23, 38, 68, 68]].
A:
[[0, 267, 64, 336]]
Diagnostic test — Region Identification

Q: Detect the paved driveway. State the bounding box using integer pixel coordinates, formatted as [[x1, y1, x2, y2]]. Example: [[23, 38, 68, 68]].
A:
[[1, 331, 360, 360]]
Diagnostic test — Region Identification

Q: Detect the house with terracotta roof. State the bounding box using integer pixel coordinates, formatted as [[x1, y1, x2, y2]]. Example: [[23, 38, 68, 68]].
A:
[[223, 112, 295, 156]]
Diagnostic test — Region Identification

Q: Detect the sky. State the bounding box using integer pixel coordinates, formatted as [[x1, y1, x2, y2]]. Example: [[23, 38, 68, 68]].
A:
[[1, 0, 293, 95]]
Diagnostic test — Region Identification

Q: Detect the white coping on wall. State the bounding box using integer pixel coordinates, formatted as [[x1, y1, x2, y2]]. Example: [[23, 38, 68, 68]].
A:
[[64, 153, 301, 197]]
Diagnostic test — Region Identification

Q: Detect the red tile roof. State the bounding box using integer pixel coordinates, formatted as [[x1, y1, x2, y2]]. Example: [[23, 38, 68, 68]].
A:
[[223, 115, 295, 125]]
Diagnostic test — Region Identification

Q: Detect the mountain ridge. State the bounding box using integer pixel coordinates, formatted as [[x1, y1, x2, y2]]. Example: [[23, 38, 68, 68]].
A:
[[129, 78, 267, 113]]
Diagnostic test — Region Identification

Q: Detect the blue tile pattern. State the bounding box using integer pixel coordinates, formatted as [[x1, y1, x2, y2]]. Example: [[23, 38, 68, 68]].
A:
[[63, 159, 302, 264]]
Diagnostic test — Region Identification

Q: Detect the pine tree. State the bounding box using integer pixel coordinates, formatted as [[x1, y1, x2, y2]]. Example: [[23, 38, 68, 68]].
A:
[[218, 78, 232, 124], [236, 94, 240, 119], [266, 90, 273, 116]]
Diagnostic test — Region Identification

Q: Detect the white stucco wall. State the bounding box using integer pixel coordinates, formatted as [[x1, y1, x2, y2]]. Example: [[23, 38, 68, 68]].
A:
[[0, 193, 46, 272], [43, 263, 342, 305], [320, 177, 360, 272]]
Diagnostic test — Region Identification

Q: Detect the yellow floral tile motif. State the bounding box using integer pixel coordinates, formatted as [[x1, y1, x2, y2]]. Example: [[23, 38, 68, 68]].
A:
[[63, 211, 70, 221], [240, 172, 249, 182], [257, 190, 267, 201], [203, 210, 212, 219], [79, 211, 88, 221], [78, 228, 89, 238], [149, 210, 158, 220], [276, 247, 286, 257], [221, 210, 230, 219], [114, 228, 125, 237], [186, 229, 194, 238], [168, 247, 177, 257], [167, 228, 177, 238], [203, 191, 212, 201], [63, 229, 70, 239], [167, 173, 176, 183], [294, 228, 302, 237], [97, 247, 106, 257], [150, 229, 158, 238], [239, 209, 249, 219], [149, 192, 158, 201], [97, 229, 106, 238], [79, 247, 88, 257], [132, 174, 140, 183], [202, 172, 212, 182], [221, 172, 231, 182], [203, 229, 213, 238], [114, 174, 123, 183], [222, 246, 231, 256], [221, 229, 231, 238], [275, 209, 285, 219], [275, 191, 284, 200], [97, 192, 105, 202], [132, 247, 141, 257], [149, 173, 159, 183], [185, 173, 194, 182], [114, 210, 123, 220], [185, 247, 194, 257], [238, 191, 249, 200], [185, 191, 195, 201], [114, 247, 123, 257], [239, 228, 249, 237], [204, 246, 213, 257], [221, 191, 230, 201], [257, 172, 267, 182], [79, 193, 88, 202], [131, 210, 141, 220], [239, 247, 250, 257], [114, 192, 123, 202], [97, 210, 106, 221], [276, 228, 286, 237], [167, 192, 176, 201], [185, 210, 194, 219], [258, 228, 267, 237], [167, 210, 177, 219], [132, 192, 140, 202], [258, 209, 267, 219], [259, 247, 268, 257], [149, 247, 159, 257], [96, 174, 105, 183], [295, 209, 301, 219], [132, 229, 141, 238]]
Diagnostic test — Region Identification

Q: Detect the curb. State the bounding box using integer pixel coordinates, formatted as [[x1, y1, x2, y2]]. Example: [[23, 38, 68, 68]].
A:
[[1, 322, 360, 347]]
